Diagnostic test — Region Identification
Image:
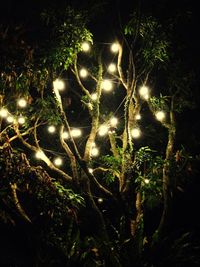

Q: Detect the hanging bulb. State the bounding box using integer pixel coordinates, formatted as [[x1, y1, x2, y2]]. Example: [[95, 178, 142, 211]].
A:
[[88, 168, 93, 174], [62, 131, 69, 139], [144, 178, 150, 184], [111, 42, 120, 53], [155, 111, 165, 121], [17, 98, 27, 108], [0, 108, 8, 118], [131, 128, 141, 138], [54, 157, 63, 166], [79, 68, 88, 78], [101, 79, 113, 91], [48, 125, 56, 133], [18, 116, 25, 124], [135, 114, 141, 120], [91, 93, 98, 101], [7, 115, 14, 123], [139, 85, 149, 100], [108, 63, 117, 73], [35, 150, 46, 160], [110, 117, 118, 127], [71, 128, 82, 137], [53, 79, 65, 91], [98, 124, 109, 136], [91, 147, 99, 157], [81, 42, 90, 52]]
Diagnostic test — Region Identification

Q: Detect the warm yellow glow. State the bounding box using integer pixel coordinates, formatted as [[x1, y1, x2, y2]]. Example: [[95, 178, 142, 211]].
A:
[[101, 79, 113, 91], [7, 116, 14, 123], [48, 125, 56, 133], [131, 128, 141, 138], [91, 93, 98, 101], [144, 178, 150, 184], [53, 79, 65, 91], [62, 131, 69, 139], [54, 157, 63, 166], [81, 42, 90, 52], [98, 198, 103, 203], [139, 85, 149, 96], [71, 128, 82, 138], [35, 150, 46, 160], [98, 124, 109, 136], [91, 147, 99, 157], [17, 98, 27, 108], [18, 116, 25, 124], [110, 117, 118, 127], [79, 68, 88, 78], [155, 111, 165, 121], [111, 42, 120, 53], [108, 63, 117, 73], [88, 168, 93, 174], [135, 114, 141, 120], [0, 108, 8, 118]]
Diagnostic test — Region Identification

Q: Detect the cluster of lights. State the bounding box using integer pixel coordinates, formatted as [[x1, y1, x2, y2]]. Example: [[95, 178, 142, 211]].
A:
[[0, 107, 26, 125], [48, 126, 82, 138]]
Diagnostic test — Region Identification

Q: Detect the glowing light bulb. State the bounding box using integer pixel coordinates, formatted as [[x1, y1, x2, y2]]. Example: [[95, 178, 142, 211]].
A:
[[91, 93, 98, 101], [155, 111, 165, 121], [18, 116, 25, 124], [135, 114, 141, 120], [101, 79, 113, 91], [53, 79, 65, 91], [88, 168, 93, 174], [54, 157, 63, 166], [0, 108, 8, 118], [144, 179, 150, 184], [111, 42, 120, 53], [98, 124, 109, 136], [81, 42, 90, 52], [71, 128, 82, 137], [139, 85, 149, 96], [35, 150, 45, 160], [17, 98, 27, 108], [108, 63, 117, 73], [91, 147, 99, 157], [48, 125, 56, 133], [62, 131, 69, 139], [131, 128, 141, 138], [79, 68, 88, 78], [98, 198, 103, 203], [7, 116, 14, 123], [110, 117, 118, 127]]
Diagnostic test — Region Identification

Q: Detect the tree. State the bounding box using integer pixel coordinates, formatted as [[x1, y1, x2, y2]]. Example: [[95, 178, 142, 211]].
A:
[[0, 4, 199, 267]]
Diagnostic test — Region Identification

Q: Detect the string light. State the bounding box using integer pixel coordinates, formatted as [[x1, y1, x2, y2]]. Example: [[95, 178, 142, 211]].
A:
[[7, 115, 14, 123], [111, 42, 120, 53], [144, 179, 150, 184], [131, 128, 141, 138], [108, 63, 117, 73], [17, 98, 27, 108], [0, 108, 8, 118], [48, 125, 56, 133], [54, 157, 63, 166], [155, 111, 165, 121], [53, 79, 65, 91], [91, 93, 98, 101], [91, 147, 99, 157], [79, 68, 88, 78], [101, 79, 113, 91], [135, 114, 141, 120], [88, 168, 93, 174], [71, 128, 82, 137], [110, 117, 118, 127], [18, 116, 25, 124], [35, 150, 45, 160], [97, 198, 103, 203], [98, 124, 109, 136], [62, 131, 69, 139], [139, 85, 149, 100], [81, 42, 90, 52]]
